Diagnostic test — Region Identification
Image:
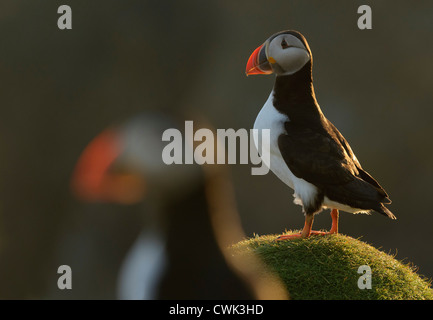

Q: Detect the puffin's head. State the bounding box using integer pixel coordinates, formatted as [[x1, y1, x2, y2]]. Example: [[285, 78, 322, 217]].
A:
[[246, 30, 311, 76]]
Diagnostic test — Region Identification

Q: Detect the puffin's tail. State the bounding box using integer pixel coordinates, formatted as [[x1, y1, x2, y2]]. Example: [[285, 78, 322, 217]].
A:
[[375, 203, 396, 220]]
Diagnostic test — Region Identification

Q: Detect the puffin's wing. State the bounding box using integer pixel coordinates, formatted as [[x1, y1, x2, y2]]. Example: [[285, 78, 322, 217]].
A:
[[327, 121, 391, 202], [278, 121, 357, 186], [278, 121, 393, 216]]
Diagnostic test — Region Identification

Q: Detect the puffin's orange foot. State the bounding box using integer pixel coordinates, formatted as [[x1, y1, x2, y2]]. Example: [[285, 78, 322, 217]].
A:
[[275, 233, 303, 240], [309, 230, 328, 236], [276, 230, 336, 241]]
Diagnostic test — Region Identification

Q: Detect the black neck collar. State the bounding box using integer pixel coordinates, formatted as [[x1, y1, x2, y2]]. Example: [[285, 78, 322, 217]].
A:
[[272, 61, 323, 123]]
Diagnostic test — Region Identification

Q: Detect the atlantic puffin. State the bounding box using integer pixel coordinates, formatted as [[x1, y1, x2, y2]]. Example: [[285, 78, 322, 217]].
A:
[[246, 30, 396, 240], [71, 113, 287, 299]]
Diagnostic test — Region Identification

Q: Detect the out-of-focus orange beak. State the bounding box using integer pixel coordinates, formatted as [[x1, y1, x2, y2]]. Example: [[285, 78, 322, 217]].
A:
[[71, 129, 146, 205], [245, 43, 273, 76]]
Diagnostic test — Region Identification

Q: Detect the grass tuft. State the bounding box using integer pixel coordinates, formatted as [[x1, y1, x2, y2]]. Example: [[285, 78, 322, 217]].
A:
[[230, 231, 433, 300]]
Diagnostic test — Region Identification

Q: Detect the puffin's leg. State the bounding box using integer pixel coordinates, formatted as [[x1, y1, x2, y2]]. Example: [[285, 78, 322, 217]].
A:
[[277, 209, 339, 240], [329, 209, 339, 234], [276, 214, 314, 240], [310, 208, 339, 235]]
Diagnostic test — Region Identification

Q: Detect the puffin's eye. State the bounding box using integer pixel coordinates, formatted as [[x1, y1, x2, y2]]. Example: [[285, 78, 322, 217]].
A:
[[281, 39, 289, 49]]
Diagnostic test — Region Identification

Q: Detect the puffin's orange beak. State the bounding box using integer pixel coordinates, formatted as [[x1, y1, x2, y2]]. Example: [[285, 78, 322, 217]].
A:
[[71, 129, 146, 205], [245, 43, 273, 76]]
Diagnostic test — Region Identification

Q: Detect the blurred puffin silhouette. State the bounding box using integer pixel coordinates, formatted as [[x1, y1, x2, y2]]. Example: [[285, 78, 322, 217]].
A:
[[71, 112, 287, 299]]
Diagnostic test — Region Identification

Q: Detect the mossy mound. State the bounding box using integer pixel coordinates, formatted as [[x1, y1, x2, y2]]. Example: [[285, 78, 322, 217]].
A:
[[231, 232, 433, 300]]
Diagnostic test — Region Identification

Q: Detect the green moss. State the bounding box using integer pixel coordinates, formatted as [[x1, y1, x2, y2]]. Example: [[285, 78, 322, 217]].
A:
[[231, 232, 433, 300]]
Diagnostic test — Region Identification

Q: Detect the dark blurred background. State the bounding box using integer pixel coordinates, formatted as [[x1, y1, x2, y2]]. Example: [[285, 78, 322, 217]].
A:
[[0, 0, 432, 299]]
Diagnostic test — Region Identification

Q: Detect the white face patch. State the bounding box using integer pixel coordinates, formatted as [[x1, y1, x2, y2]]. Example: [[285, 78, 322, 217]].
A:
[[267, 34, 310, 75]]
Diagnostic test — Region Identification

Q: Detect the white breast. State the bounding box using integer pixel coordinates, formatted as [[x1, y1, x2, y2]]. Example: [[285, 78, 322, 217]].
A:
[[253, 91, 319, 211]]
